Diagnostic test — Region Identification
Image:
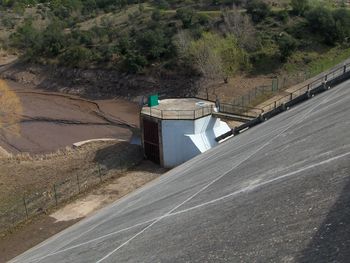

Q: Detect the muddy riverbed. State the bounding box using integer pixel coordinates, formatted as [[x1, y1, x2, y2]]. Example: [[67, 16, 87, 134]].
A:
[[1, 80, 140, 154]]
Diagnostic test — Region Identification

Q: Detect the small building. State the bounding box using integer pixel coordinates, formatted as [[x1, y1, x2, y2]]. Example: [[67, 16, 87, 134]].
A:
[[140, 98, 230, 168]]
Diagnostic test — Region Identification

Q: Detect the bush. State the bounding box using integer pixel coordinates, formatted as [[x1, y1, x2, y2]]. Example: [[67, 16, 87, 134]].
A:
[[291, 0, 309, 16], [122, 50, 147, 73], [333, 8, 350, 43], [276, 33, 298, 61], [176, 7, 195, 28], [306, 7, 350, 45], [59, 46, 93, 67], [246, 0, 271, 23]]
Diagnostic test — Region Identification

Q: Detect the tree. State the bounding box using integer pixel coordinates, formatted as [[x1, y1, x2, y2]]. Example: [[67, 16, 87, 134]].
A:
[[0, 80, 22, 135], [306, 6, 336, 45], [291, 0, 309, 16], [188, 32, 249, 83], [221, 7, 257, 51]]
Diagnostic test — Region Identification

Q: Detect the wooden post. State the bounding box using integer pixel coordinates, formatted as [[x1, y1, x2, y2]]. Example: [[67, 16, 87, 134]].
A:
[[77, 174, 81, 193], [23, 196, 28, 219], [53, 184, 58, 206], [98, 164, 102, 183]]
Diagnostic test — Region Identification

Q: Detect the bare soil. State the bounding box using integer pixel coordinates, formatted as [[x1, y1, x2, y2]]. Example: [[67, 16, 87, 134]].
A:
[[197, 74, 273, 103], [0, 160, 167, 263], [0, 80, 139, 154]]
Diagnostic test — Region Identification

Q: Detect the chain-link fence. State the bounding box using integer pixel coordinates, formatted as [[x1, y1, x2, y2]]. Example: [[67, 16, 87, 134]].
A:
[[0, 146, 142, 234]]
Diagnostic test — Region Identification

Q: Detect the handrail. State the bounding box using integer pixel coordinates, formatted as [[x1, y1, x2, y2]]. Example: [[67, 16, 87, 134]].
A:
[[141, 105, 215, 120], [261, 62, 350, 112]]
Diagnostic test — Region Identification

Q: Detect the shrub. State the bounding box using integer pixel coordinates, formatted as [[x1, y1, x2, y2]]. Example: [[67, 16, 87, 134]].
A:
[[276, 33, 298, 61], [291, 0, 309, 16], [176, 7, 195, 28], [246, 0, 271, 23]]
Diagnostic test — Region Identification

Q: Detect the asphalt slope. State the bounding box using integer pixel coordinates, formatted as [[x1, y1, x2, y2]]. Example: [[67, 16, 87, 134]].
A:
[[9, 79, 350, 263]]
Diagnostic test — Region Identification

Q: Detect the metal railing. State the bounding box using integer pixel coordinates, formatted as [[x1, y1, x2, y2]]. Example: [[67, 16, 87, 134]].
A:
[[216, 62, 350, 142], [141, 105, 216, 120], [261, 63, 350, 113], [219, 103, 264, 118]]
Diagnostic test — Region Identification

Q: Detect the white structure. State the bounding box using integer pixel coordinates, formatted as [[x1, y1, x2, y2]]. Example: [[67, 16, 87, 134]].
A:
[[141, 98, 230, 168]]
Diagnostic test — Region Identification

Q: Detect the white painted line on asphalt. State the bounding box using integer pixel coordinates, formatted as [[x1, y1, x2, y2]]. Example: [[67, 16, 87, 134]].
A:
[[95, 84, 342, 262], [26, 84, 319, 263], [24, 218, 157, 263], [169, 150, 350, 217], [20, 78, 347, 263], [42, 149, 350, 261]]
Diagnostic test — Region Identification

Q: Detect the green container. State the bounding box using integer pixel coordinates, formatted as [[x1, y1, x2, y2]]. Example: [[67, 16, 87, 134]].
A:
[[148, 94, 159, 107]]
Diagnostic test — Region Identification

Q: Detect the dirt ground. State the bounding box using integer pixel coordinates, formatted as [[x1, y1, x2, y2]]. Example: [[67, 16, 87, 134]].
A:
[[197, 74, 273, 103], [0, 160, 167, 263], [0, 79, 140, 154]]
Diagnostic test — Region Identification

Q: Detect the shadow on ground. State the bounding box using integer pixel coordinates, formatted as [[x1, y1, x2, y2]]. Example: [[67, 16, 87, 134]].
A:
[[93, 142, 143, 171], [297, 178, 350, 262]]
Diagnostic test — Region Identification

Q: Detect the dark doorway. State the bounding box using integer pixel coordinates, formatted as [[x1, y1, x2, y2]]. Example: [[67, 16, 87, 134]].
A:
[[143, 119, 160, 164]]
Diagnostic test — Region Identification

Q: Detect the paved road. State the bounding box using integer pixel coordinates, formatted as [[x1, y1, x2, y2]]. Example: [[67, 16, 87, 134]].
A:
[[10, 80, 350, 262]]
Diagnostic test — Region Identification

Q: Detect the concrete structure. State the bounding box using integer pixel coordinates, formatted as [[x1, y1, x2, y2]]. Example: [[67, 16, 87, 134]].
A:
[[140, 98, 230, 167], [10, 79, 350, 263]]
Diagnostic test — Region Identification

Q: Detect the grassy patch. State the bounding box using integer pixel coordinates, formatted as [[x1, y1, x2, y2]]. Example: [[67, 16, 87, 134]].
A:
[[284, 46, 350, 78]]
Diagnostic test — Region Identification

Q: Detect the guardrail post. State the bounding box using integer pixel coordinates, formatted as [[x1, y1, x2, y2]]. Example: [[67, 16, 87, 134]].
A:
[[274, 101, 277, 109], [23, 196, 28, 219], [307, 84, 310, 91], [344, 65, 347, 74], [325, 75, 328, 81], [290, 93, 293, 101]]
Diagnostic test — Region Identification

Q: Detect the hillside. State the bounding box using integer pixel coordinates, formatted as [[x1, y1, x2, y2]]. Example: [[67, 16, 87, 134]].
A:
[[0, 0, 349, 100]]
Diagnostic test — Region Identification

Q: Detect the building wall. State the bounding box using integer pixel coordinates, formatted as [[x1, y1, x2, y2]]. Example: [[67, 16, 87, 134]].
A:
[[160, 116, 230, 168], [161, 119, 196, 167]]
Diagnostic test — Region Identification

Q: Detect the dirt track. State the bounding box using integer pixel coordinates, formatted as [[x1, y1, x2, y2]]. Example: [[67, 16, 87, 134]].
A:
[[0, 80, 140, 154]]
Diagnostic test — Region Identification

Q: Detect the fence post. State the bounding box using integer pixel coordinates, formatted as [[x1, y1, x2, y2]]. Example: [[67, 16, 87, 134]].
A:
[[53, 184, 58, 206], [274, 101, 277, 109], [98, 164, 102, 183], [23, 196, 28, 219], [77, 174, 81, 193], [290, 93, 293, 101]]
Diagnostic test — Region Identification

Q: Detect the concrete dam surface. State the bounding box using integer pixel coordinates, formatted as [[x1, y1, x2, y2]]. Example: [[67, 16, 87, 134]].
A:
[[10, 79, 350, 262]]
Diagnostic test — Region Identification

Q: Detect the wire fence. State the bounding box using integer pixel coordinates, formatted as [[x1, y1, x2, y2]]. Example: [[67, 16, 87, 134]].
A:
[[0, 146, 142, 234], [231, 78, 281, 107], [219, 62, 350, 116]]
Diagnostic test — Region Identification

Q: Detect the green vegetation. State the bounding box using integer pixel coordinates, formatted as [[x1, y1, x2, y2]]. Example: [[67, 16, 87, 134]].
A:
[[1, 0, 349, 81]]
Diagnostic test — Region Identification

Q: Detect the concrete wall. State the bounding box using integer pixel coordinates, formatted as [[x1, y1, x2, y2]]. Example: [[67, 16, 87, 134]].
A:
[[160, 116, 230, 168], [161, 119, 196, 167]]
